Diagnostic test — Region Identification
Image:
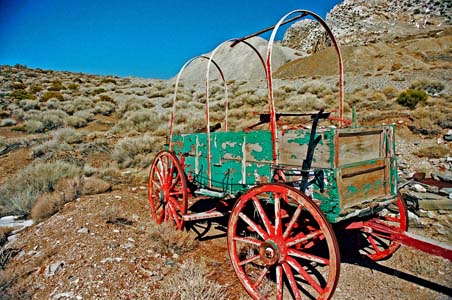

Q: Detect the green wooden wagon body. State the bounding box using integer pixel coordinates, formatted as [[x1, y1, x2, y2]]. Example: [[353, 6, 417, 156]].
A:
[[172, 124, 398, 223]]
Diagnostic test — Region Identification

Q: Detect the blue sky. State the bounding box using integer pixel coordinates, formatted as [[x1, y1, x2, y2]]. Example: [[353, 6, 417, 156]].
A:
[[0, 0, 342, 79]]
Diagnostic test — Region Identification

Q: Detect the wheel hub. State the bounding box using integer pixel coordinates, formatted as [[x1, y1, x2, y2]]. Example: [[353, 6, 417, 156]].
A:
[[259, 241, 280, 265]]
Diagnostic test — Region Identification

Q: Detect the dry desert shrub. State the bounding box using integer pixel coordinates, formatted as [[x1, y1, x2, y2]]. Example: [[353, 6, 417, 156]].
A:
[[414, 145, 450, 158], [31, 140, 72, 159], [30, 191, 64, 222], [112, 109, 167, 133], [281, 93, 326, 112], [29, 84, 43, 93], [81, 177, 111, 195], [79, 138, 111, 155], [112, 134, 158, 168], [74, 109, 95, 122], [10, 89, 36, 100], [0, 227, 13, 247], [0, 119, 16, 127], [46, 98, 61, 110], [24, 109, 68, 133], [0, 161, 81, 216], [54, 177, 81, 203], [47, 80, 65, 91], [152, 258, 225, 300], [73, 97, 94, 111], [18, 99, 39, 111], [51, 127, 83, 144], [409, 107, 447, 135], [382, 86, 399, 99], [41, 91, 63, 102], [298, 81, 335, 98], [147, 222, 198, 255], [94, 101, 116, 115], [410, 79, 445, 96], [396, 89, 428, 109], [0, 266, 32, 300], [67, 83, 79, 90], [66, 116, 87, 128]]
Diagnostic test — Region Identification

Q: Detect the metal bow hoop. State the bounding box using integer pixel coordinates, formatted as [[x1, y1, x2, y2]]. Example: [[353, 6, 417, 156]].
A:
[[169, 55, 226, 151], [205, 38, 268, 187], [266, 9, 345, 163]]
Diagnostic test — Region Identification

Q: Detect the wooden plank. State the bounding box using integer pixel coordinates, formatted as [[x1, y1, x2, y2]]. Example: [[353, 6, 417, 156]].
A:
[[338, 159, 390, 209]]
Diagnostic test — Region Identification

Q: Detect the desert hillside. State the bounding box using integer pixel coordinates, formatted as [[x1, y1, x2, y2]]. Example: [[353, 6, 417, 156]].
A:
[[1, 0, 452, 299]]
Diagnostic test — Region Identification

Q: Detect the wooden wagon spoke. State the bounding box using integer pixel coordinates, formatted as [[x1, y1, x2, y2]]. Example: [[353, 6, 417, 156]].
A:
[[288, 248, 329, 265], [168, 201, 182, 229], [283, 205, 303, 239], [168, 197, 184, 213], [252, 267, 269, 289], [154, 165, 165, 185], [252, 196, 273, 235], [151, 179, 161, 190], [169, 174, 181, 191], [239, 212, 269, 240], [286, 229, 323, 247], [169, 190, 184, 197], [286, 257, 324, 295], [274, 193, 283, 236], [282, 262, 302, 300], [276, 265, 283, 300], [238, 254, 260, 266], [232, 236, 262, 246]]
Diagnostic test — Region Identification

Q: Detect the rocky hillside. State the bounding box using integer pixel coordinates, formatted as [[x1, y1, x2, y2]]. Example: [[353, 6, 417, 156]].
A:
[[282, 0, 451, 55]]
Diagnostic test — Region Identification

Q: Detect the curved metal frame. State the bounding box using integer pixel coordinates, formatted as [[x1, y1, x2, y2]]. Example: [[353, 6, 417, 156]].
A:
[[169, 55, 227, 151], [205, 38, 268, 187], [266, 10, 344, 163]]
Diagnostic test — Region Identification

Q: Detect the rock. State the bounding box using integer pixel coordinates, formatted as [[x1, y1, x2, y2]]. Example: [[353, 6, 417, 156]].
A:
[[439, 187, 452, 196], [419, 199, 452, 211], [432, 223, 447, 235], [77, 227, 89, 234], [164, 259, 175, 267], [412, 172, 426, 181], [412, 184, 427, 193], [444, 134, 452, 142], [402, 190, 452, 210], [120, 242, 134, 249], [407, 211, 421, 227], [431, 172, 452, 183], [45, 261, 64, 277], [53, 292, 75, 299], [81, 177, 111, 195], [100, 257, 123, 263]]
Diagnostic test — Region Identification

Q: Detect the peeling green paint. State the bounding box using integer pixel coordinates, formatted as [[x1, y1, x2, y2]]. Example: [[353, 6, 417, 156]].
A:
[[171, 124, 398, 223]]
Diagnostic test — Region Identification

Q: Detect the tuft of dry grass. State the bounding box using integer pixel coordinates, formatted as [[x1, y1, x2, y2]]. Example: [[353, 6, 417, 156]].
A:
[[0, 265, 33, 300], [414, 145, 451, 158], [0, 227, 13, 247], [30, 191, 64, 222], [146, 222, 198, 256], [152, 258, 226, 300], [81, 177, 111, 195]]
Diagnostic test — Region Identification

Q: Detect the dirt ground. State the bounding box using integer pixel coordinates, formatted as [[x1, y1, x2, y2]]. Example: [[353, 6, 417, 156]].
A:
[[1, 183, 450, 300]]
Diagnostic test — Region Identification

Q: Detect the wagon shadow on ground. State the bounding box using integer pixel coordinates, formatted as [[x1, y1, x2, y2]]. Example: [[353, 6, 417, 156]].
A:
[[336, 230, 452, 297], [184, 197, 231, 241]]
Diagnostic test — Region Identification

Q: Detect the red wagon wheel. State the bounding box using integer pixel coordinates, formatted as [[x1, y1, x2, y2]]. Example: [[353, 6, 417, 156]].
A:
[[227, 183, 340, 300], [148, 151, 188, 230], [360, 195, 408, 261]]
